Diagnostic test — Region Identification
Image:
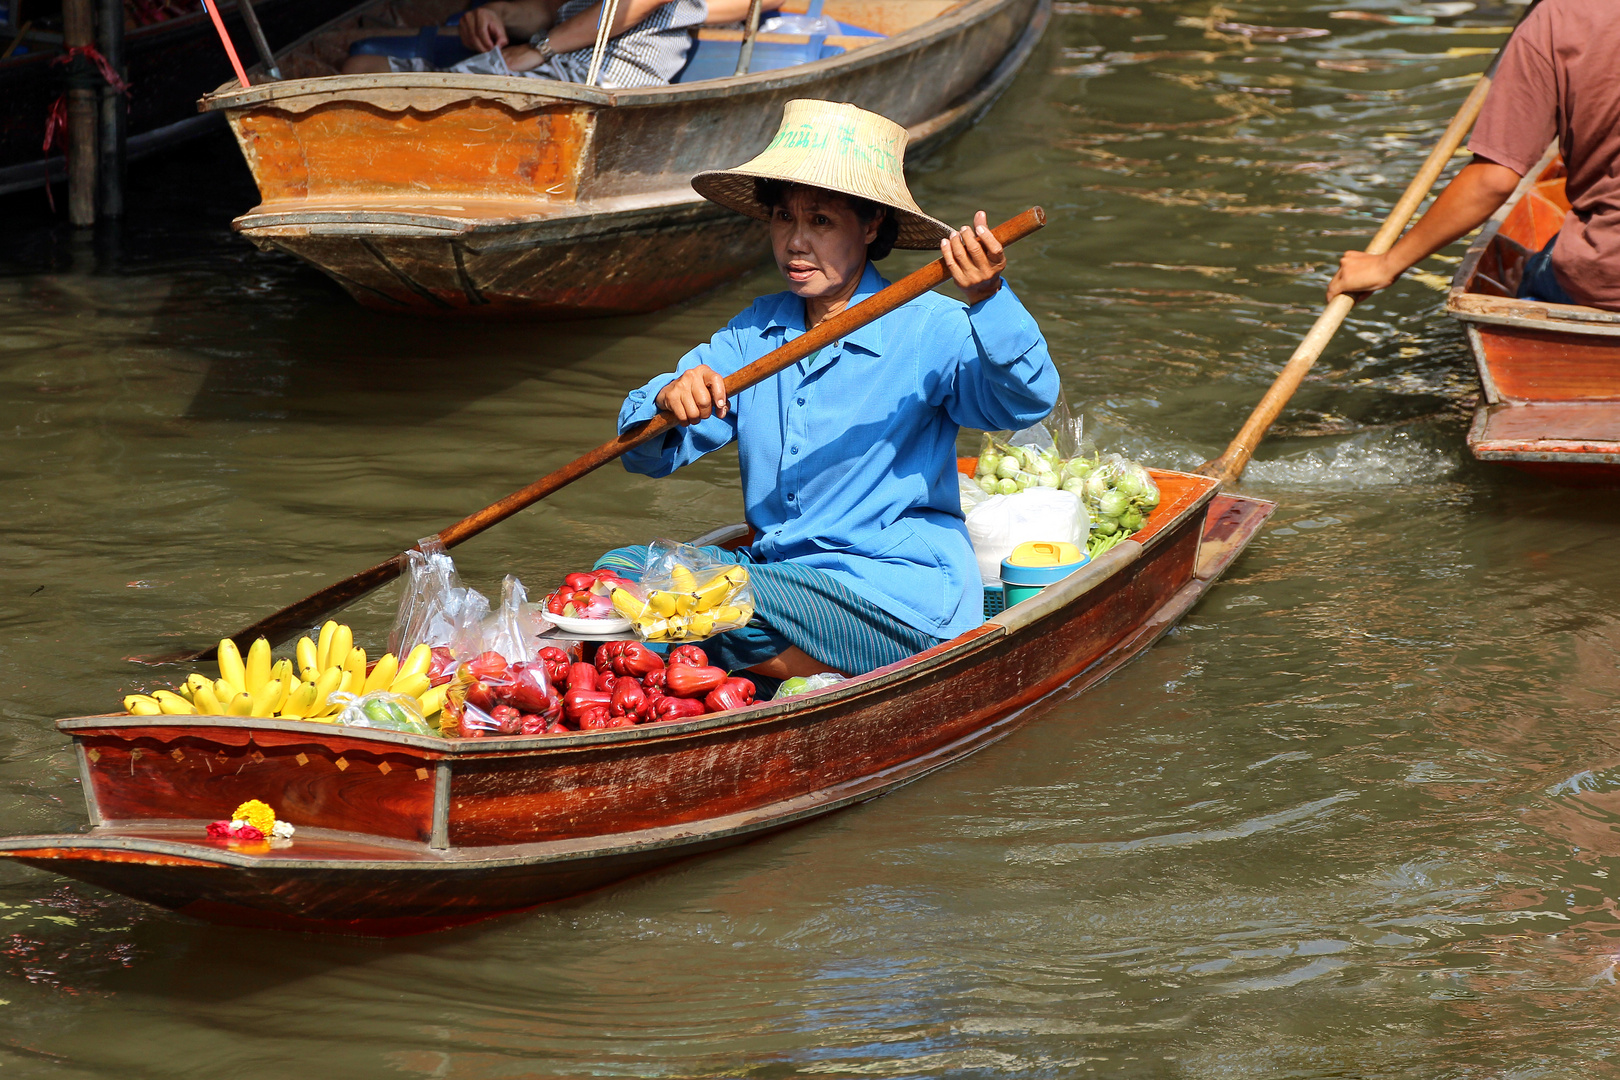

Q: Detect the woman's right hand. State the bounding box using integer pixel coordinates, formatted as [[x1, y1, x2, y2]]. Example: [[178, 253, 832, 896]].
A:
[[656, 365, 729, 425], [460, 4, 510, 52]]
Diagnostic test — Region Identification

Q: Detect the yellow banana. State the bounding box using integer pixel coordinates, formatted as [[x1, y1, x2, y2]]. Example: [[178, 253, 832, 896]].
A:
[[309, 667, 343, 716], [269, 657, 293, 693], [175, 682, 195, 703], [612, 588, 647, 619], [724, 566, 750, 586], [418, 683, 449, 718], [673, 594, 696, 617], [399, 643, 433, 681], [227, 691, 254, 717], [363, 653, 398, 696], [688, 612, 715, 638], [274, 675, 298, 714], [670, 565, 697, 593], [279, 681, 317, 720], [296, 637, 319, 682], [248, 678, 283, 718], [647, 591, 677, 617], [244, 638, 272, 694], [192, 681, 224, 715], [692, 573, 732, 612], [389, 673, 430, 700], [330, 625, 354, 674], [123, 694, 162, 715], [215, 677, 243, 704], [152, 690, 196, 715], [185, 673, 213, 698], [217, 638, 245, 689], [343, 646, 367, 691], [316, 621, 338, 671]]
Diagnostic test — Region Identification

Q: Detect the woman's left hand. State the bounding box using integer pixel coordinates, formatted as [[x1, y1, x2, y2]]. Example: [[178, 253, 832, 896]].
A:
[[941, 211, 1005, 305]]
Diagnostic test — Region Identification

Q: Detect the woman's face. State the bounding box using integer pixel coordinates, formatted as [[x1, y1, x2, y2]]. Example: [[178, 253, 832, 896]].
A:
[[769, 188, 881, 302]]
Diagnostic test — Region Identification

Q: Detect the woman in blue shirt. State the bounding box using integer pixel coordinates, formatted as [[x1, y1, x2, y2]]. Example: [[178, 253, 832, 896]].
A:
[[597, 100, 1059, 683]]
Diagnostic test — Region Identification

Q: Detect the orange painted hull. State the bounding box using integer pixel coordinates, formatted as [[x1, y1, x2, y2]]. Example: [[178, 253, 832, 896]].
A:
[[1446, 149, 1620, 485]]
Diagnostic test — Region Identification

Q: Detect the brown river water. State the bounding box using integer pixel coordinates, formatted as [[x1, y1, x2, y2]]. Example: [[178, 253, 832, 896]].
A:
[[4, 1, 1620, 1074]]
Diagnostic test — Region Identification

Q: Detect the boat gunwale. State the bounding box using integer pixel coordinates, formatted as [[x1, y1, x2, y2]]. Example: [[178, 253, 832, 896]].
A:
[[62, 466, 1215, 759], [198, 0, 1024, 114]]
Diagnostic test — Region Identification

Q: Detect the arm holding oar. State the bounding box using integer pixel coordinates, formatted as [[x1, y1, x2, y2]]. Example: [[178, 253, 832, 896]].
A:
[[1198, 0, 1545, 486]]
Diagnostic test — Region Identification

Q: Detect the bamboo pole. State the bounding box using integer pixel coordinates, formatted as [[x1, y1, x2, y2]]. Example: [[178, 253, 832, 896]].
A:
[[62, 0, 96, 226], [734, 0, 763, 76]]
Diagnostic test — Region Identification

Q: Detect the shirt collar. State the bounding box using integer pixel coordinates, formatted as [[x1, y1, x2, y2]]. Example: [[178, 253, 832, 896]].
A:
[[763, 262, 890, 356]]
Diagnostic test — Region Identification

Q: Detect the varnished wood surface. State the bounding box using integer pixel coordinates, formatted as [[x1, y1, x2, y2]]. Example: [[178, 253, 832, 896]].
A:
[[1447, 148, 1620, 484], [1, 478, 1275, 934]]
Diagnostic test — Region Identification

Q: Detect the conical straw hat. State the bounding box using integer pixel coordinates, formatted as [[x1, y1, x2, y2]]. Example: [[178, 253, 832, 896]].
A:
[[692, 99, 952, 249]]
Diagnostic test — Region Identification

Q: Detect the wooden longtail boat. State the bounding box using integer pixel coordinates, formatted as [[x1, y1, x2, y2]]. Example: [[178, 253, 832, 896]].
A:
[[0, 0, 360, 197], [1447, 145, 1620, 485], [0, 467, 1271, 936], [197, 0, 1049, 317]]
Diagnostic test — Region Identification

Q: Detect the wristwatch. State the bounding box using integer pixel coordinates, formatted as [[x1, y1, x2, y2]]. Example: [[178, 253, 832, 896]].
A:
[[528, 32, 556, 61]]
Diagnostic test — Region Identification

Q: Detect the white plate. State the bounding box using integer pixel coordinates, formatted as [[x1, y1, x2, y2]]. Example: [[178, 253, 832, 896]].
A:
[[544, 612, 632, 636]]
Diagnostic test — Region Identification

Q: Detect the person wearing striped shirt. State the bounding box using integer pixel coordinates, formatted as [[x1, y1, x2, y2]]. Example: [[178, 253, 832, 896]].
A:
[[343, 0, 783, 89]]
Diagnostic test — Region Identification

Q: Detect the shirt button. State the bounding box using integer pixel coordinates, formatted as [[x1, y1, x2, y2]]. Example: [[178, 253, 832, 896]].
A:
[[786, 493, 796, 502], [790, 445, 799, 455], [797, 397, 805, 406]]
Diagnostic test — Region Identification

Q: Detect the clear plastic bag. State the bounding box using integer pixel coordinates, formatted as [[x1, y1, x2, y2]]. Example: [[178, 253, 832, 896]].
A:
[[959, 473, 994, 516], [609, 539, 755, 643], [965, 488, 1089, 585], [329, 690, 438, 736], [479, 575, 544, 665], [388, 537, 491, 662], [1082, 454, 1161, 539], [972, 398, 1089, 496], [773, 672, 846, 699]]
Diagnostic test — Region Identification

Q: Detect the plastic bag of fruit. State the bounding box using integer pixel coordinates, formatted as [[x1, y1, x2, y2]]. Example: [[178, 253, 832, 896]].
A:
[[388, 537, 492, 661], [972, 398, 1088, 496], [1081, 453, 1161, 556], [608, 539, 754, 643], [330, 690, 438, 737], [480, 575, 545, 665]]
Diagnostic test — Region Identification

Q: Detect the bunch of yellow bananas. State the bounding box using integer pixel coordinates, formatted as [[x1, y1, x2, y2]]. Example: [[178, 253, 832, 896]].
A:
[[121, 621, 449, 722], [609, 565, 753, 642]]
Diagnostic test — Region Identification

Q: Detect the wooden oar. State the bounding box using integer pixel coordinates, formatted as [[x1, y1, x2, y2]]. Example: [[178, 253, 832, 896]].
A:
[[1197, 26, 1527, 486], [158, 207, 1047, 664]]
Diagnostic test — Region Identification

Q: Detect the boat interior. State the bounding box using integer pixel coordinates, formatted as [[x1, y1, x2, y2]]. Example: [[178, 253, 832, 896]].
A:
[[270, 0, 964, 84], [1459, 155, 1568, 299]]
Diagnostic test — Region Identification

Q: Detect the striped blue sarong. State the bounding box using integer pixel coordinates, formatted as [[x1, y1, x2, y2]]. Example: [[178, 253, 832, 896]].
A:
[[594, 545, 945, 677]]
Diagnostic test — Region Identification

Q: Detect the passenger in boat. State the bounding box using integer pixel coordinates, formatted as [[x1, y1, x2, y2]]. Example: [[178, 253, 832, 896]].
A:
[[340, 0, 784, 87], [595, 100, 1059, 684], [1327, 0, 1620, 312]]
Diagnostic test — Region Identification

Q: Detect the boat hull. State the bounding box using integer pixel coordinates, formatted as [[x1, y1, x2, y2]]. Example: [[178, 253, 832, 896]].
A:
[[1447, 148, 1620, 484], [203, 0, 1050, 316], [0, 477, 1272, 935]]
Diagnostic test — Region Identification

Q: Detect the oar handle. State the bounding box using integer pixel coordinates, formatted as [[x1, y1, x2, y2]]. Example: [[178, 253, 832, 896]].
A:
[[1197, 52, 1502, 487], [188, 207, 1046, 659]]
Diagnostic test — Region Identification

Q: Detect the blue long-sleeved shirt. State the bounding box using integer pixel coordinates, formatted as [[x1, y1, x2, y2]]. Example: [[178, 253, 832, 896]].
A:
[[618, 262, 1059, 640]]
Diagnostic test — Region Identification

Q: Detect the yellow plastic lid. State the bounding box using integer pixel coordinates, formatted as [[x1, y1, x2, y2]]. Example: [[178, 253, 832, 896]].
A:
[[1007, 541, 1084, 567]]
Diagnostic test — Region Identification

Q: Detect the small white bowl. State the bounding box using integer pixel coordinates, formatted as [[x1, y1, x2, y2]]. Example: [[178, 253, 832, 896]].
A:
[[545, 612, 632, 636]]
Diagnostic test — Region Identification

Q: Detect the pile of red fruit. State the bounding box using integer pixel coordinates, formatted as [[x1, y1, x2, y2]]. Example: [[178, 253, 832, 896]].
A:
[[543, 568, 636, 620], [442, 642, 755, 739]]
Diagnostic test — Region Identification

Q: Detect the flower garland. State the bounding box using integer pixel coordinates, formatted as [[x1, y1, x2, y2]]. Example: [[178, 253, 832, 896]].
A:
[[206, 799, 295, 841]]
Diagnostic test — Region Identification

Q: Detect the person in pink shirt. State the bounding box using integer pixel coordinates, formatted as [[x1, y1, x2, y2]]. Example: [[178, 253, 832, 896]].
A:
[[1327, 0, 1620, 312]]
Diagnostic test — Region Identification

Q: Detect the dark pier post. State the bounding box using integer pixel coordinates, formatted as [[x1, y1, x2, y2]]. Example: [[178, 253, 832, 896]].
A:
[[96, 0, 125, 218], [62, 0, 96, 225]]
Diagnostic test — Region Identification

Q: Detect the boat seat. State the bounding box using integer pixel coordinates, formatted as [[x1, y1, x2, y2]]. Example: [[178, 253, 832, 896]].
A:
[[349, 26, 476, 67], [674, 34, 845, 81]]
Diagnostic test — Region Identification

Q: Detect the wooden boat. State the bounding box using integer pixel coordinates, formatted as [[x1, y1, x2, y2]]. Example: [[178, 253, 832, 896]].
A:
[[197, 0, 1050, 317], [0, 466, 1271, 936], [0, 0, 360, 197], [1447, 145, 1620, 485]]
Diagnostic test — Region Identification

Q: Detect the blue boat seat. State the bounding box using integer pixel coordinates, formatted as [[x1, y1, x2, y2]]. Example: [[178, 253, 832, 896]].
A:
[[348, 26, 477, 67], [673, 35, 845, 82]]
